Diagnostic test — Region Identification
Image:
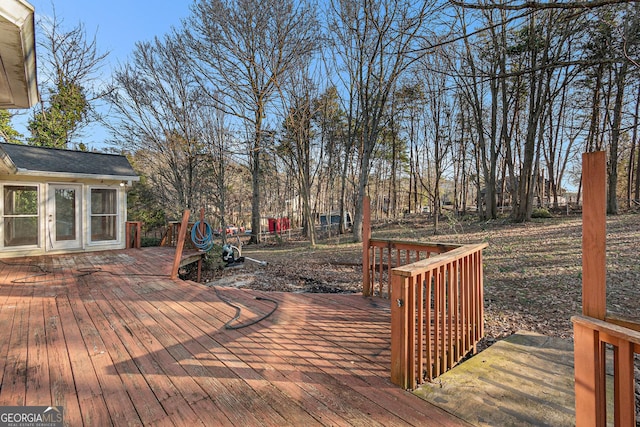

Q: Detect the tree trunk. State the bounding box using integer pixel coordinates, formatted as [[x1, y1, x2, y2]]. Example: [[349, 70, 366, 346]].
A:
[[627, 84, 640, 208], [607, 61, 628, 215], [250, 108, 263, 244]]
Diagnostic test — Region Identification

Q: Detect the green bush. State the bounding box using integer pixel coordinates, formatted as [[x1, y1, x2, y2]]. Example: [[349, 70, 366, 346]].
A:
[[531, 208, 552, 218], [141, 236, 162, 247]]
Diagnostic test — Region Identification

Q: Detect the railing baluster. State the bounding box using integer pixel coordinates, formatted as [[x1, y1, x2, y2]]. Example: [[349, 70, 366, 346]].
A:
[[425, 270, 433, 381], [452, 259, 460, 362], [438, 265, 445, 376], [417, 272, 425, 383], [408, 275, 417, 387]]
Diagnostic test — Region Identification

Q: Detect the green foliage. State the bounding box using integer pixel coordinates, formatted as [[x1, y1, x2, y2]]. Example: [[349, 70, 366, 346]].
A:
[[28, 82, 88, 148], [126, 175, 167, 232], [531, 208, 552, 218], [0, 111, 22, 143], [141, 236, 162, 247]]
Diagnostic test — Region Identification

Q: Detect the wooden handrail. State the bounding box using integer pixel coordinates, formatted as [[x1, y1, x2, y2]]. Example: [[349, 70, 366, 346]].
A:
[[369, 238, 461, 254], [605, 315, 640, 334], [390, 242, 486, 389], [573, 315, 640, 351], [392, 243, 488, 277], [573, 314, 638, 426]]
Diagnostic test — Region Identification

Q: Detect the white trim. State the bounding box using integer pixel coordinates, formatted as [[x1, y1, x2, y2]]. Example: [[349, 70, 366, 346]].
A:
[[0, 0, 38, 108], [14, 169, 140, 182]]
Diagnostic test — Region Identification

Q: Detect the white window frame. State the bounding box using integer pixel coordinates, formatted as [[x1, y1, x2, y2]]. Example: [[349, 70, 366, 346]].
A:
[[89, 187, 119, 243], [1, 183, 40, 248]]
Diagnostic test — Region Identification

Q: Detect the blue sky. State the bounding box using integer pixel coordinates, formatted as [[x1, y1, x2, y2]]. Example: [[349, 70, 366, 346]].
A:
[[16, 0, 193, 149]]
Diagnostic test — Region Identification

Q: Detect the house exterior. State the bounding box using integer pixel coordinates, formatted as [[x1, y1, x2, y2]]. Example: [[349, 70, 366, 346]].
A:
[[0, 143, 139, 257]]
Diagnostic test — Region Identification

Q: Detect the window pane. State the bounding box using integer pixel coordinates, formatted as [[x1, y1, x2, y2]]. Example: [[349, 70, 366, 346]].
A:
[[91, 188, 117, 241], [55, 189, 76, 241], [91, 189, 116, 214], [91, 216, 117, 241], [4, 217, 38, 246], [4, 186, 38, 215]]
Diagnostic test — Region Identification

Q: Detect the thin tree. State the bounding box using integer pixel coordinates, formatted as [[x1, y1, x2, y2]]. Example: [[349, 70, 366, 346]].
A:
[[185, 0, 320, 243], [328, 0, 437, 242], [106, 35, 206, 215], [277, 72, 318, 245]]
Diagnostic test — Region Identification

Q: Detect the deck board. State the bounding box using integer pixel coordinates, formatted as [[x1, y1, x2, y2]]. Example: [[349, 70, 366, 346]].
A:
[[0, 248, 469, 426]]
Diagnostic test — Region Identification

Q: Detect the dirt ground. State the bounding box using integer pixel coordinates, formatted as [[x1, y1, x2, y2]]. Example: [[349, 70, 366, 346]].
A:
[[192, 212, 639, 412]]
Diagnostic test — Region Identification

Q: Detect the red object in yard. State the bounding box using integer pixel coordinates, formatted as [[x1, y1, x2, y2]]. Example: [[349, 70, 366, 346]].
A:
[[268, 217, 290, 233]]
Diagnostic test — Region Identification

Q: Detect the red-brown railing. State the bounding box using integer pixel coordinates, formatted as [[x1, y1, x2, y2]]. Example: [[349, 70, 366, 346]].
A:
[[361, 196, 487, 389], [573, 152, 638, 426], [389, 243, 487, 389], [572, 315, 640, 427], [364, 239, 459, 297]]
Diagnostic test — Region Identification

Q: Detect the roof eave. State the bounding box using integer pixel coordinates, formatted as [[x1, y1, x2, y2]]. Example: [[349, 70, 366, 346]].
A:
[[0, 146, 18, 173], [13, 169, 141, 182], [0, 0, 39, 109]]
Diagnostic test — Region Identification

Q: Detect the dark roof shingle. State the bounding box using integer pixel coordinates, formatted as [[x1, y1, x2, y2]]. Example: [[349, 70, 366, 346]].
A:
[[0, 143, 137, 178]]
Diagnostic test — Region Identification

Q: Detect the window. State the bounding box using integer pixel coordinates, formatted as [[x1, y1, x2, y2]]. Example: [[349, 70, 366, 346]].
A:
[[90, 188, 117, 241], [3, 185, 39, 247]]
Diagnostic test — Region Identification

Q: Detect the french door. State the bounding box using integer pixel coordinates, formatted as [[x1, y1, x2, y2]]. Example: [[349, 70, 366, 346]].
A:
[[47, 184, 82, 250]]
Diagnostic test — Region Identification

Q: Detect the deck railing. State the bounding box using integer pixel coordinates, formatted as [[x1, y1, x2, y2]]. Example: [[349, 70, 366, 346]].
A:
[[388, 243, 487, 389], [574, 152, 638, 426], [361, 196, 487, 389], [572, 315, 640, 426], [363, 239, 460, 298]]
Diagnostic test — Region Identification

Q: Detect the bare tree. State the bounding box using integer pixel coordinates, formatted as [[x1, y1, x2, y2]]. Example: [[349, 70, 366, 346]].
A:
[[105, 35, 206, 215], [185, 0, 320, 243], [328, 0, 438, 242], [456, 5, 503, 220], [277, 70, 318, 245]]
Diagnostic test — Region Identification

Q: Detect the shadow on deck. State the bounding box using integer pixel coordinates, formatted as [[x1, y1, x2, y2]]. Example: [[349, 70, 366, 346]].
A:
[[0, 248, 466, 426]]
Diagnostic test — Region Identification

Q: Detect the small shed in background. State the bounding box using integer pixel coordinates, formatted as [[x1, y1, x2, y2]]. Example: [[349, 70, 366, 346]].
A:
[[0, 143, 139, 257]]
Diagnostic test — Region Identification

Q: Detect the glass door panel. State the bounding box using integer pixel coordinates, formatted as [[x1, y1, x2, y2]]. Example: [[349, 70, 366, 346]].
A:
[[48, 184, 82, 250]]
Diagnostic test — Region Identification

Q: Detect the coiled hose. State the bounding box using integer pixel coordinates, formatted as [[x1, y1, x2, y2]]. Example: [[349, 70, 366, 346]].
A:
[[191, 220, 215, 252]]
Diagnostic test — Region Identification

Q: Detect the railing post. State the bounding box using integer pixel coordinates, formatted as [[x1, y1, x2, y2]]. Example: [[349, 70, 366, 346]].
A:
[[390, 272, 409, 389], [362, 195, 371, 296], [582, 151, 606, 320], [575, 151, 607, 427], [170, 210, 190, 280], [573, 321, 606, 427], [197, 208, 205, 283], [125, 221, 142, 249]]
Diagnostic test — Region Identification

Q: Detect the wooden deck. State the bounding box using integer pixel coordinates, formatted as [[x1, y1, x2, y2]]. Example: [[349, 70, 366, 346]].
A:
[[0, 248, 468, 426]]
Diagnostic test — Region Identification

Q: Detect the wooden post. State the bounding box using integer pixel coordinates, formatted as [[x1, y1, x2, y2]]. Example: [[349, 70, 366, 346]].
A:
[[390, 273, 410, 389], [575, 151, 607, 426], [362, 195, 371, 296], [581, 151, 606, 319], [573, 321, 606, 427], [170, 210, 190, 280], [613, 340, 636, 426], [197, 208, 204, 283]]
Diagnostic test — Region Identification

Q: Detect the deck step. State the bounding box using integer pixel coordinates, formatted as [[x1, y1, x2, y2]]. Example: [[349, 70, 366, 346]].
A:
[[413, 330, 613, 426]]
